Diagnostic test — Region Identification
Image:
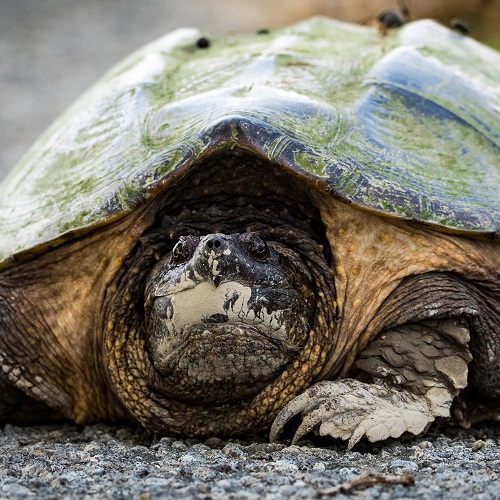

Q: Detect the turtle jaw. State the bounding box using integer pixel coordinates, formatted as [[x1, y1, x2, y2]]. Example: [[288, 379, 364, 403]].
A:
[[147, 320, 301, 404]]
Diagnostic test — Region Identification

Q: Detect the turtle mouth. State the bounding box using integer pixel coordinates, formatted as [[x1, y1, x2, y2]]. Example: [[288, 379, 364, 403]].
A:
[[176, 321, 295, 351], [147, 320, 300, 404], [166, 318, 300, 352]]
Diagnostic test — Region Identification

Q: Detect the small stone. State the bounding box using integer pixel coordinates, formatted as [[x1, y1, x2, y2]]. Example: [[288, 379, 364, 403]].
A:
[[159, 437, 175, 447], [266, 460, 299, 475], [144, 477, 171, 488], [83, 443, 101, 453], [1, 483, 34, 496], [135, 466, 151, 478], [192, 466, 217, 482], [197, 483, 210, 494], [313, 461, 326, 471], [418, 441, 434, 449], [231, 491, 260, 500], [472, 440, 486, 451], [115, 428, 133, 440], [337, 467, 359, 476], [205, 437, 223, 448], [171, 440, 188, 450], [56, 471, 81, 484], [222, 443, 245, 457], [179, 454, 199, 465], [388, 459, 418, 472]]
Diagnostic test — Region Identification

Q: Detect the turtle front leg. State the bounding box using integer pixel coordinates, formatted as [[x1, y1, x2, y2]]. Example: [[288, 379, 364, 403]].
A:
[[270, 318, 472, 449]]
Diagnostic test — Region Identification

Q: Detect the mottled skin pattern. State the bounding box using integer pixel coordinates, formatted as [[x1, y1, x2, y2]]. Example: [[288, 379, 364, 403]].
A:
[[0, 152, 498, 447]]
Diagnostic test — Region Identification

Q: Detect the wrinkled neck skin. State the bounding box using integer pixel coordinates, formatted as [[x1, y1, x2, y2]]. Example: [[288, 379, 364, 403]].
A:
[[318, 198, 500, 381], [104, 211, 337, 436]]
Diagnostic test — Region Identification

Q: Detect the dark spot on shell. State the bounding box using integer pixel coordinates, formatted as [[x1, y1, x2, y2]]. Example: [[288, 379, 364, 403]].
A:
[[196, 37, 210, 49], [377, 9, 405, 29], [257, 28, 270, 35], [450, 18, 470, 35]]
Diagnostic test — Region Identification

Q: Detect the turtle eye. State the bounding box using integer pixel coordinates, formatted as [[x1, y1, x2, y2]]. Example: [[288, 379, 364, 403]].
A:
[[246, 235, 269, 260], [171, 236, 198, 265]]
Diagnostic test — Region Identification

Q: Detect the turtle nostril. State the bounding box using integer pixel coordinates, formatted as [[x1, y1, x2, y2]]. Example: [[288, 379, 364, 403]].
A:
[[206, 238, 222, 249]]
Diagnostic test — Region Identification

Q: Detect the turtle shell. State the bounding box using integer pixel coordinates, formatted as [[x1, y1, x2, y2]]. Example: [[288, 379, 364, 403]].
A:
[[0, 17, 499, 266]]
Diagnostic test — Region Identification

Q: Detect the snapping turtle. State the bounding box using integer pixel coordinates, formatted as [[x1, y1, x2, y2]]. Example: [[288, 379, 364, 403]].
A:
[[0, 18, 499, 448]]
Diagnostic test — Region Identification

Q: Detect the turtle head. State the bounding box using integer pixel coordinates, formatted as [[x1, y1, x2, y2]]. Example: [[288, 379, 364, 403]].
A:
[[144, 232, 315, 404]]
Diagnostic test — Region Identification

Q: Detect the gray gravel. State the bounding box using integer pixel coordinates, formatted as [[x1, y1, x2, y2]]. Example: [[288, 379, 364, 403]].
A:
[[0, 422, 498, 499]]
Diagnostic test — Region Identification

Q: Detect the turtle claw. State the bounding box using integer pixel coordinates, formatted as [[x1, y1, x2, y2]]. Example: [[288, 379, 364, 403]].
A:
[[292, 406, 325, 444], [270, 379, 445, 448], [270, 380, 350, 444], [269, 389, 315, 442], [347, 425, 366, 450]]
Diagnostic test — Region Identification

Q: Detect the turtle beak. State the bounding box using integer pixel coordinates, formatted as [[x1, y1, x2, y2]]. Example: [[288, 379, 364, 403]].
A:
[[213, 275, 222, 288]]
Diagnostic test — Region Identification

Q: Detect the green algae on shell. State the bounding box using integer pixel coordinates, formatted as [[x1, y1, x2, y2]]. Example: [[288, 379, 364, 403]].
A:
[[0, 17, 499, 266]]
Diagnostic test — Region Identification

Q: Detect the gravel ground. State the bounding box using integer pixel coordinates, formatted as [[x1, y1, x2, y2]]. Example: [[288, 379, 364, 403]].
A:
[[0, 422, 498, 499]]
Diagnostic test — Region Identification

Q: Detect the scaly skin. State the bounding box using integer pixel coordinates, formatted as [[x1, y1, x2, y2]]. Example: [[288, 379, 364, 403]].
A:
[[315, 196, 500, 382]]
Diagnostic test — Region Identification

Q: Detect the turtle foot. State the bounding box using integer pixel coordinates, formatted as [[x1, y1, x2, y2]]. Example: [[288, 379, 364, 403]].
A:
[[269, 379, 452, 449]]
